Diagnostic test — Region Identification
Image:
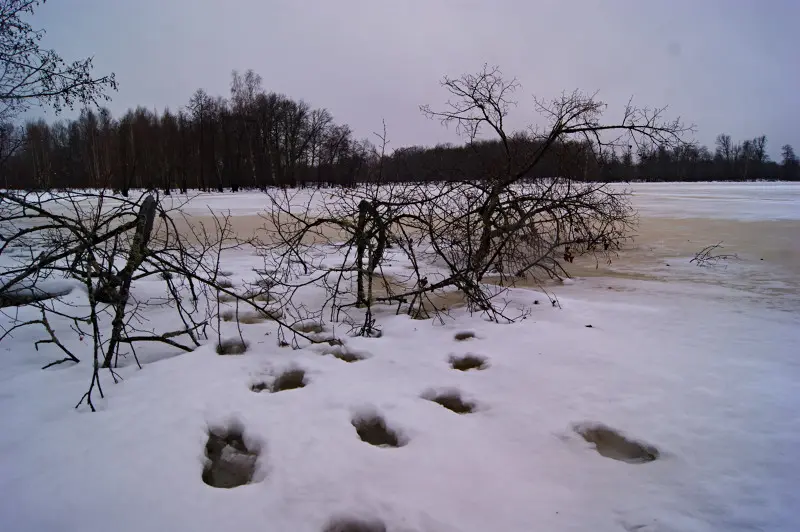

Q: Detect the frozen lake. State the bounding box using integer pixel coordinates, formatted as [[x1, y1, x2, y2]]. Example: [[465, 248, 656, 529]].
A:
[[151, 181, 800, 221], [154, 182, 800, 311], [625, 182, 800, 221]]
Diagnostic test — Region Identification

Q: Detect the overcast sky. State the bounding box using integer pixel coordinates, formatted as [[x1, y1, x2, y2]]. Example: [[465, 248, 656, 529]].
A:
[[32, 0, 800, 158]]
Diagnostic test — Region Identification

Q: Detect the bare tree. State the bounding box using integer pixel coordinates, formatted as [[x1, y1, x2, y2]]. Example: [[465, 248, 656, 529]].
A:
[[715, 134, 733, 162], [0, 120, 22, 179], [690, 242, 738, 267], [255, 65, 691, 334], [0, 189, 280, 410], [415, 65, 689, 297], [0, 0, 117, 120]]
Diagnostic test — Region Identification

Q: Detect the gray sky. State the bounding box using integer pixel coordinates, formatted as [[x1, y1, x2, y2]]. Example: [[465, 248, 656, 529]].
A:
[[33, 0, 800, 158]]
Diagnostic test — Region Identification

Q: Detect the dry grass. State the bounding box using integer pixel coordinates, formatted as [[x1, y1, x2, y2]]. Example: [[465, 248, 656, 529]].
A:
[[352, 413, 405, 448], [242, 290, 274, 303], [449, 354, 488, 371], [259, 308, 284, 320], [271, 368, 307, 392], [238, 313, 266, 325], [216, 338, 249, 355], [454, 331, 476, 341], [254, 278, 275, 290], [425, 389, 475, 414], [221, 307, 283, 325]]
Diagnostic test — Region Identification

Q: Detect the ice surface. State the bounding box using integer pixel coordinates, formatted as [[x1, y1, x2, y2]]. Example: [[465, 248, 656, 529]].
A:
[[79, 181, 800, 221]]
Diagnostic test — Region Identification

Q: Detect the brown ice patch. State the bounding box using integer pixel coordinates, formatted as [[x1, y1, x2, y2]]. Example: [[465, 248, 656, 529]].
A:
[[154, 213, 351, 245], [363, 274, 466, 317], [485, 216, 800, 311]]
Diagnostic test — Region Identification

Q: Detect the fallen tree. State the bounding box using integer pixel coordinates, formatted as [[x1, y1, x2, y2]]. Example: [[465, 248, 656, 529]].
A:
[[255, 65, 691, 333], [0, 189, 293, 409]]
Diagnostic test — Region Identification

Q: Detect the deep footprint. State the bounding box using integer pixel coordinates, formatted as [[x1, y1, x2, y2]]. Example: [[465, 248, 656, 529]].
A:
[[574, 423, 659, 464], [424, 389, 476, 414], [323, 345, 368, 363], [352, 412, 406, 448], [271, 368, 307, 392], [202, 422, 260, 488], [449, 354, 488, 371], [250, 382, 269, 393], [216, 338, 249, 355], [323, 517, 387, 532]]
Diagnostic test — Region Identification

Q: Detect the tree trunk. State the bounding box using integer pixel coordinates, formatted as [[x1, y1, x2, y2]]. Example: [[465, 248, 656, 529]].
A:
[[102, 195, 157, 368]]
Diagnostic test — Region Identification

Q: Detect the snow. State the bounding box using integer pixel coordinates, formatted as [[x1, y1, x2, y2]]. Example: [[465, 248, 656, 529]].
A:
[[1, 183, 799, 532], [624, 182, 800, 221], [56, 181, 800, 221]]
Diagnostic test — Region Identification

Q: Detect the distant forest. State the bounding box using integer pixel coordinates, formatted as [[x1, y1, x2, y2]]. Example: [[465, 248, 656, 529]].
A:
[[1, 69, 798, 192]]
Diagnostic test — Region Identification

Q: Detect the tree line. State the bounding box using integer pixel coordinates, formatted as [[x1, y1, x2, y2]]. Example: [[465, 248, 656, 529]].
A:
[[3, 76, 798, 190], [1, 70, 375, 192], [2, 61, 800, 188]]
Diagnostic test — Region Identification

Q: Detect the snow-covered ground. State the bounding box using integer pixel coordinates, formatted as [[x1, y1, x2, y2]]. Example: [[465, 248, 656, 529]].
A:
[[1, 183, 799, 532]]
